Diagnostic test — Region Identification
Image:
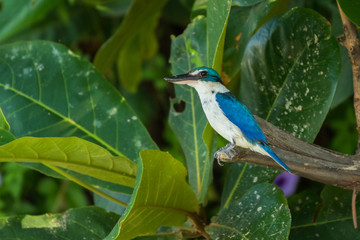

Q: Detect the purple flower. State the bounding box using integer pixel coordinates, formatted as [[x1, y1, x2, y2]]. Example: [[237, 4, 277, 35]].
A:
[[273, 172, 300, 198]]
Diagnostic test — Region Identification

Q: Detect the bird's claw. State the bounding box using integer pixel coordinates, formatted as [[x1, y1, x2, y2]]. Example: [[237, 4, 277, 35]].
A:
[[214, 143, 238, 166]]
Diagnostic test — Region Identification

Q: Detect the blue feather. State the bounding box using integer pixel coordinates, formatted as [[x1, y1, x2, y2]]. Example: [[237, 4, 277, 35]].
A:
[[215, 92, 266, 142], [261, 143, 292, 172], [216, 92, 291, 172]]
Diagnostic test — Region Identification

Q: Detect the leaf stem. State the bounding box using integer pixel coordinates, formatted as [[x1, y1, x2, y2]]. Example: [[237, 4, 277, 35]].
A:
[[44, 163, 128, 208]]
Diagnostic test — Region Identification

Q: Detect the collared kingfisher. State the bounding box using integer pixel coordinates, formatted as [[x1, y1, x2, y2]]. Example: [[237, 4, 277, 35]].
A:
[[165, 66, 291, 172]]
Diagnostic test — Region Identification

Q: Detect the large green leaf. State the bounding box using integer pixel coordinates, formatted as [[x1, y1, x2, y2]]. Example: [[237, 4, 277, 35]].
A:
[[337, 0, 360, 27], [0, 137, 137, 187], [106, 149, 198, 240], [93, 0, 168, 74], [168, 17, 210, 203], [221, 6, 340, 221], [0, 0, 61, 42], [290, 186, 360, 239], [207, 183, 291, 239], [0, 41, 157, 162], [168, 0, 231, 204], [0, 206, 119, 239], [240, 7, 340, 142]]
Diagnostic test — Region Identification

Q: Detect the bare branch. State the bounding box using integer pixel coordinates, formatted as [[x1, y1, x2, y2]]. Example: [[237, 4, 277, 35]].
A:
[[337, 1, 360, 152], [218, 116, 360, 191]]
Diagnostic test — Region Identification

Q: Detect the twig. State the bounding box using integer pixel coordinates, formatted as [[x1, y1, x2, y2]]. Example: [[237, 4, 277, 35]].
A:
[[337, 1, 360, 153], [352, 187, 358, 229], [337, 1, 360, 228], [218, 116, 360, 191]]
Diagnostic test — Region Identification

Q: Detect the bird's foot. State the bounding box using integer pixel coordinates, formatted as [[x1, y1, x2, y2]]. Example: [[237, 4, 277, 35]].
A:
[[214, 143, 238, 166]]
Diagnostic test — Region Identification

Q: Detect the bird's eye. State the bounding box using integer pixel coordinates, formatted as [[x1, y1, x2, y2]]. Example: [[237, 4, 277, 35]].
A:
[[200, 71, 208, 77]]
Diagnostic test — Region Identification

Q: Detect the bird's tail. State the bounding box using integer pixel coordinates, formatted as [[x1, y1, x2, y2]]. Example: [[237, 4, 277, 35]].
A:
[[260, 143, 292, 173]]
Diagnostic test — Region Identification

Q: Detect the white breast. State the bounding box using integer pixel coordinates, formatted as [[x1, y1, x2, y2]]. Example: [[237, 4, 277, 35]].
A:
[[192, 82, 254, 149]]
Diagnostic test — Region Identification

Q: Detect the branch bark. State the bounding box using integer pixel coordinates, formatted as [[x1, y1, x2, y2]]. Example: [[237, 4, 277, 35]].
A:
[[337, 1, 360, 152], [337, 1, 360, 228], [220, 116, 360, 191]]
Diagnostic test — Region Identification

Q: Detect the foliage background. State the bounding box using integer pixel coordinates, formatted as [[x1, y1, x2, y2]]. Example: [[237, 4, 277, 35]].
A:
[[0, 0, 359, 239]]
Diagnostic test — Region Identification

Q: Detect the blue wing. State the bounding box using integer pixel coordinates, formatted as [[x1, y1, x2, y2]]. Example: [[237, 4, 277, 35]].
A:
[[216, 92, 266, 143]]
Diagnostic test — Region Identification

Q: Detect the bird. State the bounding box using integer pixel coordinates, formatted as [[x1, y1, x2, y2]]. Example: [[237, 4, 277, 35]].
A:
[[164, 66, 291, 172]]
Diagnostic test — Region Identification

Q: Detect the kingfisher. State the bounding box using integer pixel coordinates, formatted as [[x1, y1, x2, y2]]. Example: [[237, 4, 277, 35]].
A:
[[165, 66, 291, 172]]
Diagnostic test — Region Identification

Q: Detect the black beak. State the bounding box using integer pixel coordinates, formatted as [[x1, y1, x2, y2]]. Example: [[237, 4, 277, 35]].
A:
[[164, 73, 199, 84]]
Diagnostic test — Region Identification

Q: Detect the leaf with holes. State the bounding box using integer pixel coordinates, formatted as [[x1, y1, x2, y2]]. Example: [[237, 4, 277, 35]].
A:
[[168, 17, 210, 204], [106, 149, 198, 240], [168, 0, 232, 204]]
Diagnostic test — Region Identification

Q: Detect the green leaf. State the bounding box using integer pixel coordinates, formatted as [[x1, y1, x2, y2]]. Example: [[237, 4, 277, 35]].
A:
[[207, 183, 291, 239], [223, 0, 287, 79], [290, 186, 360, 239], [240, 7, 340, 142], [106, 149, 198, 240], [233, 0, 265, 6], [93, 0, 168, 74], [168, 17, 211, 203], [337, 0, 360, 27], [168, 0, 232, 204], [0, 0, 62, 42], [0, 41, 157, 162], [0, 137, 137, 187], [0, 107, 10, 130], [221, 162, 280, 208], [0, 206, 119, 239], [117, 15, 159, 92]]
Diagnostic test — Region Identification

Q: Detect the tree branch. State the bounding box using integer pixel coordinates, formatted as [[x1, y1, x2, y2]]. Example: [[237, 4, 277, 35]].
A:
[[337, 1, 360, 152], [219, 116, 360, 191]]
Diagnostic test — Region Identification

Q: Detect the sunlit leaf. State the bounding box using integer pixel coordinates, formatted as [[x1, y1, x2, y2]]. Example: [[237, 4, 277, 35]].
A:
[[0, 0, 61, 42], [106, 149, 198, 240], [0, 137, 137, 187], [207, 183, 291, 239], [0, 206, 119, 239]]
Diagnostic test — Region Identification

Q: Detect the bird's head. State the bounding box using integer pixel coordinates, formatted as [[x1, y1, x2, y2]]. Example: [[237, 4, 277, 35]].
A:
[[164, 67, 222, 86]]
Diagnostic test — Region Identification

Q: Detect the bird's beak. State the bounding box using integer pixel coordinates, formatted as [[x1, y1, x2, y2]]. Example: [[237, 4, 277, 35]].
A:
[[164, 73, 199, 85]]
